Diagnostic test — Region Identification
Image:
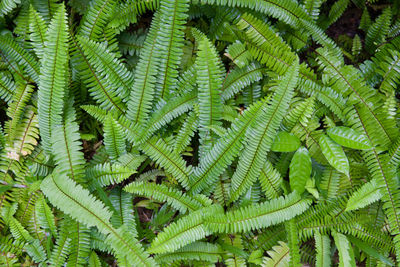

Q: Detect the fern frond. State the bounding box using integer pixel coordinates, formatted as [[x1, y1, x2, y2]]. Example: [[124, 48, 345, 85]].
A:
[[346, 179, 382, 211], [37, 4, 69, 153], [0, 0, 20, 18], [70, 36, 125, 113], [0, 35, 40, 83], [28, 5, 47, 60], [41, 173, 157, 266], [103, 114, 126, 161], [0, 72, 16, 103], [148, 205, 222, 254], [154, 0, 189, 99], [77, 36, 133, 101], [365, 8, 392, 52], [332, 231, 356, 267], [125, 181, 202, 213], [51, 103, 85, 183], [262, 241, 290, 267], [126, 10, 161, 126], [87, 163, 135, 187], [78, 0, 117, 41], [189, 97, 267, 194], [155, 241, 223, 264], [195, 32, 224, 153], [142, 136, 192, 189], [109, 188, 137, 235], [221, 62, 264, 101], [229, 62, 299, 202], [314, 231, 331, 267], [224, 41, 252, 68], [206, 192, 311, 233]]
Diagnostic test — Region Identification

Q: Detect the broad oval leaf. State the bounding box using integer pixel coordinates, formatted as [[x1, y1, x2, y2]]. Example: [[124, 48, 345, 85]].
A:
[[289, 147, 312, 194], [271, 131, 301, 152], [327, 126, 372, 150], [319, 134, 349, 176]]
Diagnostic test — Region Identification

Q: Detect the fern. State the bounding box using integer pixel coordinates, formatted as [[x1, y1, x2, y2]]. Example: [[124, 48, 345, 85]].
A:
[[2, 0, 400, 265]]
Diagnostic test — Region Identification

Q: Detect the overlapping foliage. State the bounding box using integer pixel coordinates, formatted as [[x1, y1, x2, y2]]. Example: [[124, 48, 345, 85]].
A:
[[0, 0, 400, 266]]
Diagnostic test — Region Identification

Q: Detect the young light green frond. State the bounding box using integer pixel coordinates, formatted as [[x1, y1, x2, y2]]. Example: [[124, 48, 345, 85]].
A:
[[314, 232, 331, 267], [346, 179, 383, 211], [28, 5, 47, 60], [103, 115, 126, 161], [229, 62, 299, 202], [126, 11, 161, 126], [51, 104, 86, 183], [304, 0, 322, 21], [34, 196, 56, 237], [154, 0, 189, 99], [0, 35, 40, 83], [124, 181, 203, 213], [78, 0, 117, 41], [142, 136, 191, 189], [148, 205, 222, 254], [319, 134, 349, 176], [37, 4, 69, 153], [327, 126, 372, 150], [206, 192, 311, 233], [375, 48, 400, 95], [189, 98, 267, 194], [262, 241, 290, 267], [289, 147, 312, 195], [76, 36, 133, 100], [87, 163, 135, 187]]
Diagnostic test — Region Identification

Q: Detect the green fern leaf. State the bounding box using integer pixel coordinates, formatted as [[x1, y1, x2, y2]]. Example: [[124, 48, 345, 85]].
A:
[[229, 62, 299, 202], [327, 126, 372, 150], [37, 4, 69, 153], [346, 179, 382, 211]]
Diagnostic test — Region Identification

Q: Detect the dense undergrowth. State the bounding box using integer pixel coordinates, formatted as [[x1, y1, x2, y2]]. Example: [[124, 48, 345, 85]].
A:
[[0, 0, 400, 266]]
